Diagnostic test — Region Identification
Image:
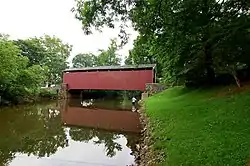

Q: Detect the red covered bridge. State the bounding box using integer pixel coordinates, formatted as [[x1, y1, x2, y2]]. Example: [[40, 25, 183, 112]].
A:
[[63, 64, 156, 91]]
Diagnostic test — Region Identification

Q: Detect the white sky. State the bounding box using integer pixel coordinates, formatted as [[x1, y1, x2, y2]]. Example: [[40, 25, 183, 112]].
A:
[[0, 0, 138, 64]]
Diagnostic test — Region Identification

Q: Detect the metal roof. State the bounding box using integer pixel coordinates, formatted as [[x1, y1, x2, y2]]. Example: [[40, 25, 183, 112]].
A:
[[64, 64, 156, 72]]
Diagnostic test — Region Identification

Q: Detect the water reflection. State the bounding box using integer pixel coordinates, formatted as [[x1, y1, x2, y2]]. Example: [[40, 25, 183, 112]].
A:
[[0, 100, 140, 166], [71, 97, 136, 111], [80, 99, 93, 107], [62, 109, 141, 133], [69, 127, 123, 157]]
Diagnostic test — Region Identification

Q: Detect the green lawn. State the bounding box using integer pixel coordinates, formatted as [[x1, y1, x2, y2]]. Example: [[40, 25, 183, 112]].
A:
[[145, 86, 250, 166]]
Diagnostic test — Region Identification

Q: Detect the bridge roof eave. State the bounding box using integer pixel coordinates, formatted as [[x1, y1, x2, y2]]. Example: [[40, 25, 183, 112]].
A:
[[63, 64, 156, 73]]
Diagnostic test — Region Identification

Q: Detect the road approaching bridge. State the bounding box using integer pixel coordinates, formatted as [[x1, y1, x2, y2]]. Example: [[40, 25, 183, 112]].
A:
[[63, 64, 156, 91]]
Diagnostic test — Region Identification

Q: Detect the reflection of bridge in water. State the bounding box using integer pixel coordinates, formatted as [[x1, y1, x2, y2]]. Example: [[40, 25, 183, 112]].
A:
[[60, 99, 141, 134], [0, 101, 139, 166]]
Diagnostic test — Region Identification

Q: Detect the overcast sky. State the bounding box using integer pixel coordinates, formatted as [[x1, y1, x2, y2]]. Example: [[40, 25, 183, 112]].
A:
[[0, 0, 138, 64]]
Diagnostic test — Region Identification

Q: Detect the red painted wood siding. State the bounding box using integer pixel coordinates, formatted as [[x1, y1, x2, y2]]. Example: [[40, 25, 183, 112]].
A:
[[63, 70, 154, 91]]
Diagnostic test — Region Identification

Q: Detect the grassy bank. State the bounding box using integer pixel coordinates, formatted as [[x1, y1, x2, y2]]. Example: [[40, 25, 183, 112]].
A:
[[145, 85, 250, 166]]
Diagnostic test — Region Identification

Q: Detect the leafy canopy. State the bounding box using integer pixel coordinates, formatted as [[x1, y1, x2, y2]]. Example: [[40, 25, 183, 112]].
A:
[[0, 36, 47, 101], [73, 0, 250, 86], [15, 35, 72, 86], [72, 39, 121, 68], [0, 34, 71, 103]]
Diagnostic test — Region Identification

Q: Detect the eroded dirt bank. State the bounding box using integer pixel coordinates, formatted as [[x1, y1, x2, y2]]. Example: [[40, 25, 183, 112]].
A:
[[135, 102, 164, 166]]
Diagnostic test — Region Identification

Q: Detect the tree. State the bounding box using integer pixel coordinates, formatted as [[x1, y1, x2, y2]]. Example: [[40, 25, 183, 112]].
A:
[[73, 0, 250, 86], [14, 35, 72, 86], [125, 35, 163, 77], [0, 36, 28, 99], [14, 39, 46, 66], [212, 25, 250, 87], [17, 65, 48, 95], [96, 39, 121, 66], [72, 53, 97, 68], [72, 39, 121, 67], [0, 35, 47, 103], [37, 35, 72, 86]]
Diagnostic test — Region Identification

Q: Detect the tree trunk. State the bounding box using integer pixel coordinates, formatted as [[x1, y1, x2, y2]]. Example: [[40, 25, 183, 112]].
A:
[[232, 71, 241, 88], [202, 0, 215, 85], [205, 44, 215, 84]]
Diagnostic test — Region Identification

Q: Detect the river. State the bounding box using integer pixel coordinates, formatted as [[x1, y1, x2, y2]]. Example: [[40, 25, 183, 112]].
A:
[[0, 98, 141, 166]]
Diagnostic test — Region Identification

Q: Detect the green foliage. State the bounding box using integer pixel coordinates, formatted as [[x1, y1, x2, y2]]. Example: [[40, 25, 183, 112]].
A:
[[14, 38, 46, 66], [73, 0, 250, 86], [39, 88, 58, 99], [72, 0, 130, 46], [72, 53, 97, 68], [146, 86, 250, 165], [34, 35, 71, 85], [0, 34, 70, 104], [0, 36, 45, 102], [0, 37, 25, 90], [72, 39, 121, 68], [96, 39, 121, 66], [15, 35, 72, 86]]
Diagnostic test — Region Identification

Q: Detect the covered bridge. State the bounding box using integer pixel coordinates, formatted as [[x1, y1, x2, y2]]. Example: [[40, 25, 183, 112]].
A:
[[63, 64, 156, 91]]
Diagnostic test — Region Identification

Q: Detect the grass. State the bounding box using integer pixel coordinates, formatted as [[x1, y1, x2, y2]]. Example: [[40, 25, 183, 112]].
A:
[[145, 85, 250, 166]]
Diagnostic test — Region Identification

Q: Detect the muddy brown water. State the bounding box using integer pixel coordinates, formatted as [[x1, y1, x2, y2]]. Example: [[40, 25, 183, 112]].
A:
[[0, 98, 141, 166]]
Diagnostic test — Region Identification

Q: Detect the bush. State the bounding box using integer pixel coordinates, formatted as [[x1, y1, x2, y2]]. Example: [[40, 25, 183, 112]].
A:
[[39, 88, 58, 99]]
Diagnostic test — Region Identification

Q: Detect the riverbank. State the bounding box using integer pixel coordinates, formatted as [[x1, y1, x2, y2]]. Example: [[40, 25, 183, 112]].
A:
[[143, 85, 250, 165], [135, 102, 164, 166], [0, 88, 58, 106]]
